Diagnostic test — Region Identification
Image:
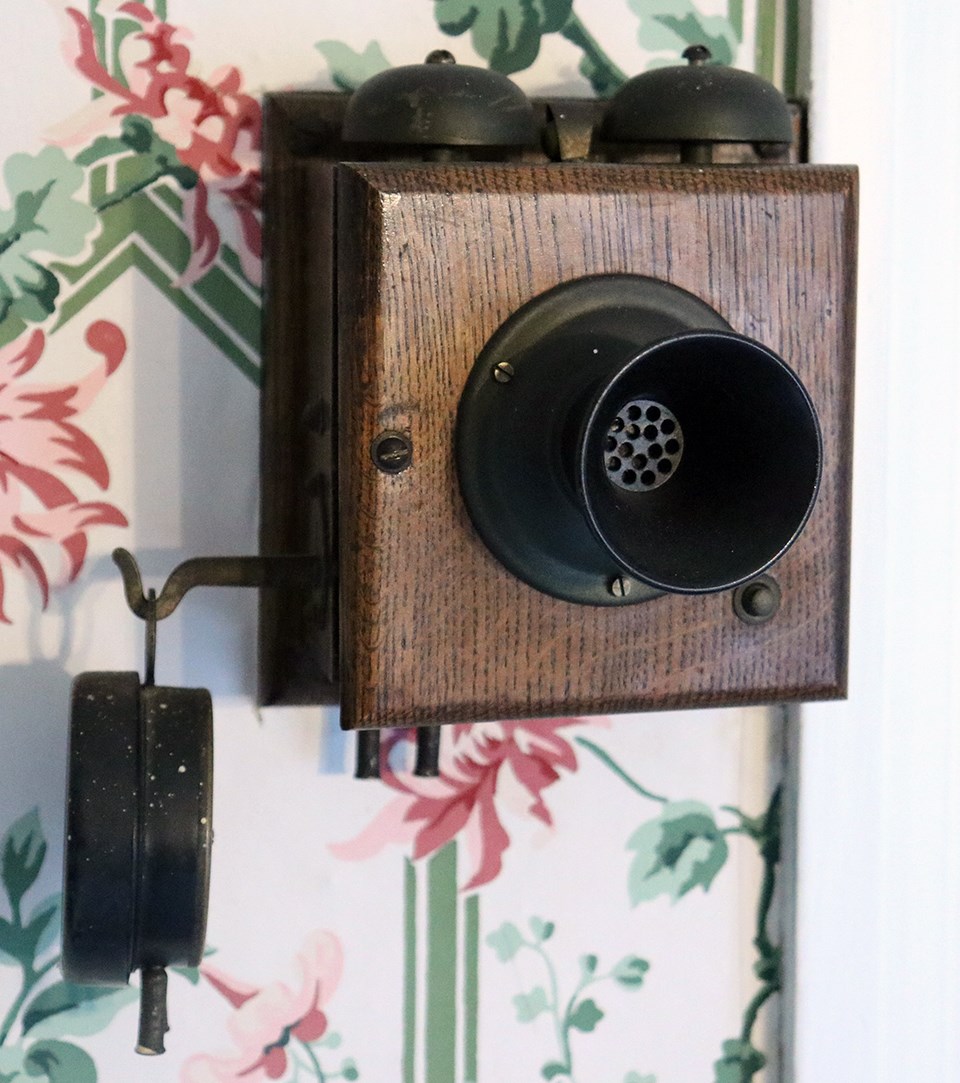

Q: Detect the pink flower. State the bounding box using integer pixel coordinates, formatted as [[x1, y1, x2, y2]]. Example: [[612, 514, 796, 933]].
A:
[[332, 720, 591, 891], [182, 932, 344, 1082], [0, 322, 126, 621], [53, 3, 261, 285]]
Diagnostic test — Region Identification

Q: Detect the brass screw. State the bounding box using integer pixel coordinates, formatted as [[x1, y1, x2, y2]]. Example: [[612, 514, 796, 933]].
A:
[[493, 361, 514, 384], [609, 576, 631, 598]]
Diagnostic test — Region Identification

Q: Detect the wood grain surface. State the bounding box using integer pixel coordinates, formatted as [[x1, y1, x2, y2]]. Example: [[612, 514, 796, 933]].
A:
[[336, 163, 857, 729]]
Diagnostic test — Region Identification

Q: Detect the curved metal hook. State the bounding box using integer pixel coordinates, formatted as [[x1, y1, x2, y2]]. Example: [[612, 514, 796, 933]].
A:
[[113, 549, 152, 619], [112, 548, 323, 622]]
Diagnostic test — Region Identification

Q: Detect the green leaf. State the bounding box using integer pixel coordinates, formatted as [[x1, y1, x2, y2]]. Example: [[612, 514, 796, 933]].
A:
[[612, 955, 650, 987], [0, 916, 26, 966], [567, 998, 604, 1033], [119, 115, 155, 154], [487, 922, 525, 962], [434, 0, 573, 74], [2, 810, 46, 912], [171, 965, 201, 985], [22, 983, 137, 1040], [341, 1059, 359, 1081], [315, 40, 391, 92], [624, 1074, 657, 1083], [0, 149, 100, 326], [76, 116, 179, 168], [713, 1038, 766, 1083], [513, 986, 549, 1023], [529, 917, 554, 943], [318, 1030, 342, 1049], [166, 164, 198, 191], [24, 1041, 96, 1083], [0, 1046, 25, 1080], [578, 953, 598, 980], [28, 895, 61, 960], [74, 136, 131, 168], [626, 801, 728, 904], [0, 893, 57, 968], [542, 1063, 570, 1080], [628, 0, 738, 66]]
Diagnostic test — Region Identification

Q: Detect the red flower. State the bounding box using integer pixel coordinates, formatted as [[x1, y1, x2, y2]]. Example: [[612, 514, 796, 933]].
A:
[[53, 3, 261, 285], [332, 720, 593, 891], [182, 932, 344, 1082], [0, 323, 126, 621]]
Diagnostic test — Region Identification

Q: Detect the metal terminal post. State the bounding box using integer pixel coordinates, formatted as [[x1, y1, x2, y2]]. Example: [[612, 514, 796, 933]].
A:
[[143, 589, 157, 687], [414, 726, 442, 777], [136, 966, 169, 1056], [355, 730, 382, 779]]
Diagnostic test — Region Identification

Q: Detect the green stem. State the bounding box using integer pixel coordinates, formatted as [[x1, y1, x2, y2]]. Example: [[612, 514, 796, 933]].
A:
[[740, 981, 779, 1045], [530, 942, 566, 1069], [94, 169, 166, 213], [753, 841, 778, 961], [559, 13, 628, 96], [739, 787, 782, 1053], [575, 738, 670, 804], [0, 955, 59, 1046], [297, 1038, 326, 1082], [559, 970, 609, 1080]]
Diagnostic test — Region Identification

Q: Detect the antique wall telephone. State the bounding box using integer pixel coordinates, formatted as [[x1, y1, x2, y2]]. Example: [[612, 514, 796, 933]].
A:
[[62, 48, 857, 1051]]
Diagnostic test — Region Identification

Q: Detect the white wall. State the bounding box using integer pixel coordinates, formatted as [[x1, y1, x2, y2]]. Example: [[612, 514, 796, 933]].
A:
[[797, 2, 960, 1079]]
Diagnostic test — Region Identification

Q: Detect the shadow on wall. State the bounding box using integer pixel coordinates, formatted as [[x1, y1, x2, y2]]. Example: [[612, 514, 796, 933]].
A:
[[0, 656, 72, 872], [123, 274, 260, 700]]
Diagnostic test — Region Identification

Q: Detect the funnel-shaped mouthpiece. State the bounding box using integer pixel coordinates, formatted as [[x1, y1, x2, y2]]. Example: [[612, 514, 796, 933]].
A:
[[456, 275, 822, 605], [579, 332, 821, 593]]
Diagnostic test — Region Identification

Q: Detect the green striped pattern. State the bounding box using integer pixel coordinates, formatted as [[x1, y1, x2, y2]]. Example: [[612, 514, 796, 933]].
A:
[[51, 182, 261, 384], [753, 0, 807, 96], [404, 844, 480, 1083]]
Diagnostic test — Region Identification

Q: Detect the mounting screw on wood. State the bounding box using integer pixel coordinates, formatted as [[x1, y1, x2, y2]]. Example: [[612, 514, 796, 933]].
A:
[[372, 431, 413, 474]]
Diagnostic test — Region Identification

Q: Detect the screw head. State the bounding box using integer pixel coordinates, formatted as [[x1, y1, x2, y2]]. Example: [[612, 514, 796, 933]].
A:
[[425, 49, 457, 65], [609, 575, 631, 598], [733, 575, 781, 624], [493, 361, 515, 383], [371, 431, 413, 474]]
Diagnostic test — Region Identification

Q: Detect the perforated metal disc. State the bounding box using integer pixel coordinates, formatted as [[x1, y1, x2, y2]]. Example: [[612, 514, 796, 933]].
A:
[[604, 399, 684, 492]]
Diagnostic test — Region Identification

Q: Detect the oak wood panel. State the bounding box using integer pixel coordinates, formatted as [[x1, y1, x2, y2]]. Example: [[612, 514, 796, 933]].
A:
[[337, 163, 857, 729]]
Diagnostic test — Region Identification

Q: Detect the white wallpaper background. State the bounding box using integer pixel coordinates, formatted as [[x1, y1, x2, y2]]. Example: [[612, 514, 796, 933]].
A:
[[0, 3, 799, 1081]]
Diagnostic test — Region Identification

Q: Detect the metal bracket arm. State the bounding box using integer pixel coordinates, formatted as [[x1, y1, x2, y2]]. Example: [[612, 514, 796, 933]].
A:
[[112, 548, 323, 621]]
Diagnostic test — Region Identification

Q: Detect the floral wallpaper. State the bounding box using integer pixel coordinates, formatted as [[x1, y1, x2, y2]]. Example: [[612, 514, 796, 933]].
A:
[[0, 2, 797, 1081]]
